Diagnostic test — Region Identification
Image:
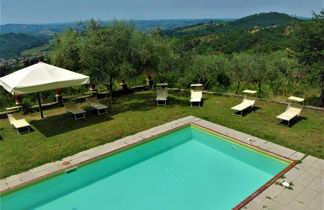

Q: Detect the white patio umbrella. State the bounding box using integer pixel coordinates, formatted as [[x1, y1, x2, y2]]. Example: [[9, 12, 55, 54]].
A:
[[0, 62, 90, 118]]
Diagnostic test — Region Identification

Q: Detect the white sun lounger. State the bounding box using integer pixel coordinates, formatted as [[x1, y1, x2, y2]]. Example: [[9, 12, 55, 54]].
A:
[[7, 112, 31, 134], [65, 101, 86, 120], [276, 96, 304, 126], [231, 98, 256, 116], [190, 84, 203, 107], [231, 90, 257, 116], [156, 83, 168, 106], [86, 97, 108, 115]]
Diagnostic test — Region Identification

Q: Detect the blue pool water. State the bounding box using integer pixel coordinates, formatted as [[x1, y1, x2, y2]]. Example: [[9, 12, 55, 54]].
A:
[[0, 126, 289, 210]]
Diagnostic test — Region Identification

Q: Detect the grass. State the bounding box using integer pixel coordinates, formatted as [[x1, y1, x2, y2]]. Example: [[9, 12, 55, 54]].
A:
[[0, 91, 323, 178]]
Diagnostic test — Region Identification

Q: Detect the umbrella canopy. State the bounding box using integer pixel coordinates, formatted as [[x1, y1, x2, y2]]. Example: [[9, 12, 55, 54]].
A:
[[0, 62, 90, 118], [0, 62, 90, 94]]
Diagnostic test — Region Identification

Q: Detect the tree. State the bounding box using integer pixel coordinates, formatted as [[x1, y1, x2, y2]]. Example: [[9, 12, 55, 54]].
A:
[[248, 54, 271, 94], [50, 28, 82, 71], [78, 20, 136, 102], [229, 53, 251, 94], [267, 51, 299, 96], [132, 31, 179, 83], [188, 54, 229, 89], [51, 19, 138, 102], [294, 10, 324, 106]]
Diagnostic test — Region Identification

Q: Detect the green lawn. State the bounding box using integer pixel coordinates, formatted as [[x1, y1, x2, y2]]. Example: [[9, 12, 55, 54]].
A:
[[0, 91, 323, 178]]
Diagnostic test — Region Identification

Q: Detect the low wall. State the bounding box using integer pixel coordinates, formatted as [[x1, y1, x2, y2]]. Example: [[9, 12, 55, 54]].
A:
[[169, 88, 324, 112]]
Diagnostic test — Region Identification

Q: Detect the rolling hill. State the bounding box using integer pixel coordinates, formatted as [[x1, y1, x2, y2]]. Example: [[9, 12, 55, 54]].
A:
[[0, 19, 228, 38], [0, 33, 44, 59], [0, 13, 301, 60], [0, 19, 230, 60], [161, 12, 300, 37]]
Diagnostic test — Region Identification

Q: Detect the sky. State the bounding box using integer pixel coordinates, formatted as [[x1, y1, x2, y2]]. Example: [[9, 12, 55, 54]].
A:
[[0, 0, 322, 24]]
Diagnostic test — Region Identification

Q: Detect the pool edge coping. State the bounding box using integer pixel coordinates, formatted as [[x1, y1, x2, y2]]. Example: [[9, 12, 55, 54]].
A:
[[0, 116, 305, 209], [190, 123, 299, 209], [0, 122, 193, 196]]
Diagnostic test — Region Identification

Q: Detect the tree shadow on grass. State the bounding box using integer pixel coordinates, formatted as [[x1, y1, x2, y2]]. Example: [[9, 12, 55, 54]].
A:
[[110, 92, 158, 114], [166, 95, 191, 107], [31, 92, 157, 137], [166, 91, 208, 108], [30, 111, 113, 137]]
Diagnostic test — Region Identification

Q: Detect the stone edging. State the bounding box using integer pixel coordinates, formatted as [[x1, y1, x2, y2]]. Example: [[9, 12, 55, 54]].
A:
[[0, 116, 304, 193], [0, 116, 322, 209]]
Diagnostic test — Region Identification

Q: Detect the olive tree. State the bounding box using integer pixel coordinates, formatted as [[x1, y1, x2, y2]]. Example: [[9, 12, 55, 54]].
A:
[[267, 51, 299, 96], [50, 28, 82, 71], [294, 10, 324, 106], [132, 32, 180, 83], [248, 54, 272, 94], [229, 53, 251, 94], [188, 54, 229, 89]]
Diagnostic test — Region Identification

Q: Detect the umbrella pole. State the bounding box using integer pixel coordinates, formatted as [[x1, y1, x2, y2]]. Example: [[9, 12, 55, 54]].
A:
[[37, 92, 44, 119]]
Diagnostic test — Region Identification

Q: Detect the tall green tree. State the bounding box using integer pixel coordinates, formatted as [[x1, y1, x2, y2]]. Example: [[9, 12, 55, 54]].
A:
[[50, 28, 82, 71], [267, 51, 299, 96], [51, 19, 139, 102], [78, 20, 136, 102], [294, 10, 324, 106], [248, 54, 272, 94], [229, 53, 251, 94], [188, 54, 229, 89], [133, 31, 179, 83]]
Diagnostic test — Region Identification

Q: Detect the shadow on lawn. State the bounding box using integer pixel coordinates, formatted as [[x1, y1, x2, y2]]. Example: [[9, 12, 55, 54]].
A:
[[111, 91, 196, 114], [240, 106, 261, 116], [30, 111, 113, 137], [230, 106, 261, 117], [111, 92, 159, 113], [278, 116, 308, 127], [167, 95, 199, 107]]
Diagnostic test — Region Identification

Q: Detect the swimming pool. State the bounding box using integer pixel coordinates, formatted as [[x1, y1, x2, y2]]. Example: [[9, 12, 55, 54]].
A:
[[0, 124, 294, 210]]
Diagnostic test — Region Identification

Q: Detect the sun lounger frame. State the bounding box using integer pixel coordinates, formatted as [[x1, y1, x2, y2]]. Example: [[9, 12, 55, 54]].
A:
[[72, 112, 86, 120], [7, 113, 31, 134], [231, 89, 257, 116], [156, 100, 167, 106], [95, 108, 108, 116], [156, 84, 168, 106], [276, 96, 304, 127], [276, 103, 302, 127], [190, 84, 203, 107], [86, 97, 109, 116], [231, 96, 256, 117], [65, 102, 86, 120]]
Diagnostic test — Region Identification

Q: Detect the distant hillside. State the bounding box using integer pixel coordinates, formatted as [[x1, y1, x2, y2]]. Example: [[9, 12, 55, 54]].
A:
[[0, 23, 82, 40], [0, 13, 300, 59], [0, 19, 230, 59], [161, 12, 300, 37], [191, 25, 296, 54], [0, 19, 229, 38], [0, 33, 43, 59]]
